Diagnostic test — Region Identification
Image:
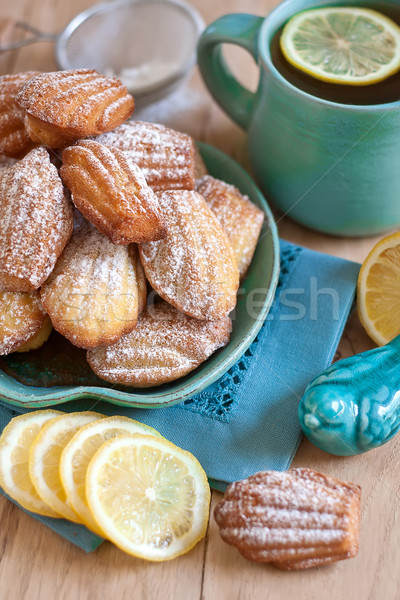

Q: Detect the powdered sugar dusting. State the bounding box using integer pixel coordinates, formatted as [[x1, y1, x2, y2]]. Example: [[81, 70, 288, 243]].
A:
[[139, 190, 239, 320], [99, 95, 133, 128], [0, 290, 45, 355], [87, 301, 232, 386], [16, 70, 134, 134], [0, 147, 73, 291], [214, 468, 361, 564], [197, 175, 264, 279], [60, 140, 164, 244], [96, 120, 195, 191], [40, 226, 142, 349]]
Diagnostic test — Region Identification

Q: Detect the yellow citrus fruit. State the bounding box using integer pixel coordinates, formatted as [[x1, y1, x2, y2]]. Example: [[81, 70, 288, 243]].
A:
[[0, 410, 62, 517], [280, 7, 400, 85], [60, 416, 162, 536], [86, 434, 210, 560], [29, 411, 104, 521], [358, 231, 400, 345]]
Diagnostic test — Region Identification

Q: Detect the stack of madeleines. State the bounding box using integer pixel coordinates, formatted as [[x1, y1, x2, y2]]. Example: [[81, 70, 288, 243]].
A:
[[0, 69, 265, 387]]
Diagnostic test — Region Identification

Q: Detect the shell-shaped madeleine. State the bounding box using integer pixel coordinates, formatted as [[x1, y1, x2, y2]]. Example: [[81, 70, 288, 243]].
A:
[[214, 468, 361, 569], [16, 69, 134, 148], [87, 301, 232, 387], [0, 72, 40, 158], [97, 120, 196, 192], [196, 176, 264, 279], [0, 147, 73, 292], [139, 190, 239, 320], [60, 140, 164, 244], [40, 226, 143, 349], [0, 290, 48, 355]]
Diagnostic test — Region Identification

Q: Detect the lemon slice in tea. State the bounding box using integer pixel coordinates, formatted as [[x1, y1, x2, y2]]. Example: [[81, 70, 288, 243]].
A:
[[86, 434, 210, 560], [280, 7, 400, 85], [358, 231, 400, 346]]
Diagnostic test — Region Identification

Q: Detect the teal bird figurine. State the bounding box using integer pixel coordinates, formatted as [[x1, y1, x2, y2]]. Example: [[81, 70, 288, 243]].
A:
[[298, 335, 400, 456]]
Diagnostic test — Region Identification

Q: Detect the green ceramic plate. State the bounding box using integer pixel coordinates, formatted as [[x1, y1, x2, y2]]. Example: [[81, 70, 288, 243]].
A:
[[0, 142, 279, 409]]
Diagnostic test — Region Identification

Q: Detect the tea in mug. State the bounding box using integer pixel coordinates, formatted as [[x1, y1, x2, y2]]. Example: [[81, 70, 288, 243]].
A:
[[271, 3, 400, 105]]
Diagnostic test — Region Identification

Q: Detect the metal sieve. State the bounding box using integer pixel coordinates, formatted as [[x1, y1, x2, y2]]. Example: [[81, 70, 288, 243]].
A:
[[1, 0, 204, 105]]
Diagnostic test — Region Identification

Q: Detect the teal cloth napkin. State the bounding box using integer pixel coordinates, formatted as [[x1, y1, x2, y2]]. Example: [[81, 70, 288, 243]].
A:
[[0, 240, 360, 552]]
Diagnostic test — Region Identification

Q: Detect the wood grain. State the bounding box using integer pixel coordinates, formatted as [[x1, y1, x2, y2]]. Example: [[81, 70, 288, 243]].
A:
[[0, 0, 397, 599]]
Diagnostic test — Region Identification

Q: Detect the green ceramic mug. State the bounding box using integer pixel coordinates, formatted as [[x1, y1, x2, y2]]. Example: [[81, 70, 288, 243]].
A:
[[197, 0, 400, 236]]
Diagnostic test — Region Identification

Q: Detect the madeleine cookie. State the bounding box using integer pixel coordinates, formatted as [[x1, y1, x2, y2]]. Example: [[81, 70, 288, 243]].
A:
[[16, 70, 134, 148], [97, 120, 196, 192], [0, 291, 49, 355], [0, 72, 40, 158], [197, 176, 264, 279], [139, 190, 239, 321], [214, 468, 361, 570], [60, 140, 164, 244], [0, 147, 73, 292], [87, 301, 232, 387], [40, 227, 144, 349]]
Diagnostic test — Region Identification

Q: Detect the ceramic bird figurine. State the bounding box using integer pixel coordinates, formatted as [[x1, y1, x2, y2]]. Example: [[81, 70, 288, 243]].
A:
[[298, 335, 400, 456]]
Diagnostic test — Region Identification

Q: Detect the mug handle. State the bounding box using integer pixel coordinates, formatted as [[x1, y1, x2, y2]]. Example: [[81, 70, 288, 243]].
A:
[[197, 14, 264, 130]]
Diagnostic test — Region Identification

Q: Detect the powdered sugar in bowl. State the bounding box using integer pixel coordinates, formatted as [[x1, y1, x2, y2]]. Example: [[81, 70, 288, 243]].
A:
[[56, 0, 204, 107]]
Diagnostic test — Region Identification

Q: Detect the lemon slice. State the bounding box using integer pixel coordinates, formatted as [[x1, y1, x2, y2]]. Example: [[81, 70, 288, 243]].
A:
[[358, 231, 400, 345], [0, 410, 62, 517], [60, 416, 162, 536], [280, 7, 400, 85], [86, 434, 210, 560], [29, 411, 104, 521]]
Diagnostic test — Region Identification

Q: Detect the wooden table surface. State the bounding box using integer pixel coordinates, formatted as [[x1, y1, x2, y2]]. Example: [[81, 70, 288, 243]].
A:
[[0, 1, 398, 598]]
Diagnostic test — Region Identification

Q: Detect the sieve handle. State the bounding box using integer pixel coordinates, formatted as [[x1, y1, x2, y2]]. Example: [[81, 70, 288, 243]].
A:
[[0, 19, 57, 51]]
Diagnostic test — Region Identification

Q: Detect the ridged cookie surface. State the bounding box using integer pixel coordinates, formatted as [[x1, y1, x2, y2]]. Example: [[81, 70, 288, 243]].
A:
[[0, 147, 73, 291], [0, 71, 40, 158], [214, 468, 361, 570], [60, 140, 164, 244], [40, 226, 143, 349], [97, 120, 196, 192], [139, 190, 239, 321], [87, 301, 232, 387], [0, 290, 48, 355], [17, 69, 134, 148], [197, 175, 264, 279]]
